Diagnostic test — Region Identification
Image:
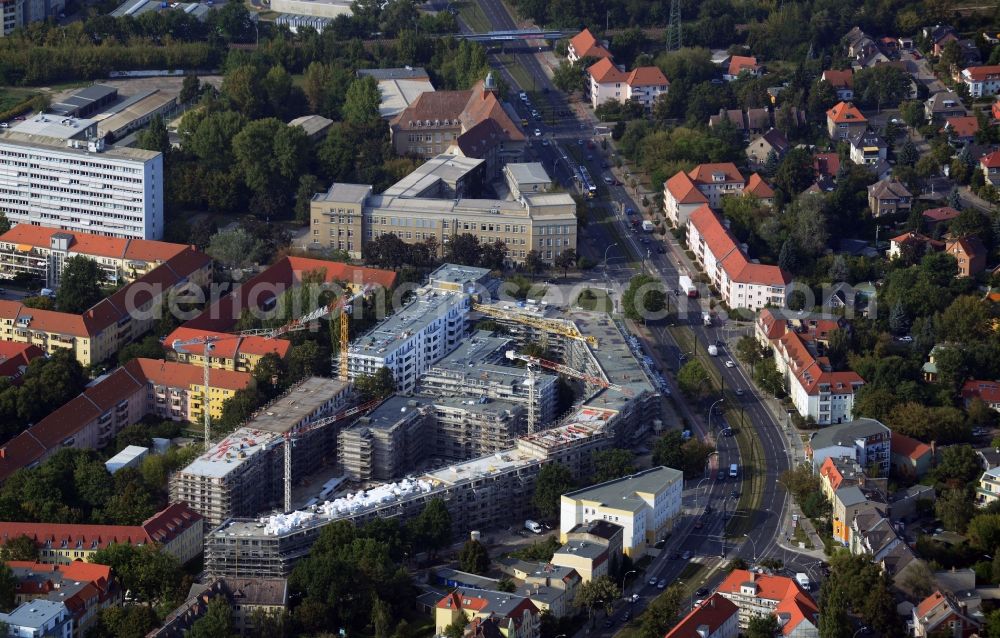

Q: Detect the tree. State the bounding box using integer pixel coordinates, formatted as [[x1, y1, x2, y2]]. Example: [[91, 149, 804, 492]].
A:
[[747, 614, 780, 638], [55, 256, 104, 313], [554, 249, 577, 278], [888, 300, 910, 336], [574, 576, 620, 619], [0, 535, 36, 561], [592, 449, 636, 483], [936, 488, 975, 533], [135, 115, 169, 154], [90, 605, 159, 638], [189, 596, 234, 638], [639, 583, 684, 638], [408, 498, 452, 555], [967, 513, 1000, 552], [479, 239, 507, 271], [854, 65, 912, 111], [443, 613, 468, 638], [818, 585, 851, 638], [899, 101, 925, 128], [774, 148, 816, 197], [677, 360, 711, 399], [366, 234, 413, 269], [446, 233, 482, 266], [206, 227, 268, 271], [91, 543, 182, 605], [458, 540, 490, 574], [533, 463, 574, 519], [524, 250, 546, 276], [778, 240, 800, 273], [294, 174, 322, 225], [735, 336, 763, 368], [622, 274, 666, 323], [179, 74, 201, 103], [934, 445, 982, 486], [652, 430, 715, 476], [355, 367, 396, 399], [0, 564, 15, 612], [342, 76, 382, 127], [553, 61, 585, 94]]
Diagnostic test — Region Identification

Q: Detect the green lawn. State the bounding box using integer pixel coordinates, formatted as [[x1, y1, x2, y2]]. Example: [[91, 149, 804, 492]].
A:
[[494, 53, 537, 94], [0, 88, 39, 113], [453, 0, 490, 32], [575, 288, 612, 312]]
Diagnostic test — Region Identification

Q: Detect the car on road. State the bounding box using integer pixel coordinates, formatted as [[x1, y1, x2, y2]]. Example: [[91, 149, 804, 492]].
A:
[[623, 610, 631, 621], [586, 154, 593, 161], [533, 128, 541, 137], [604, 618, 613, 628], [641, 237, 650, 244], [657, 246, 665, 254], [519, 91, 527, 101], [704, 505, 713, 514], [603, 176, 613, 184], [694, 520, 703, 529], [669, 551, 680, 559], [896, 335, 913, 342], [577, 139, 584, 146], [695, 587, 709, 597], [625, 207, 635, 215], [681, 551, 692, 560], [722, 428, 734, 437], [731, 490, 740, 499], [541, 139, 548, 146], [649, 577, 658, 585], [657, 579, 667, 589], [718, 470, 726, 480], [725, 360, 735, 368], [735, 388, 744, 395]]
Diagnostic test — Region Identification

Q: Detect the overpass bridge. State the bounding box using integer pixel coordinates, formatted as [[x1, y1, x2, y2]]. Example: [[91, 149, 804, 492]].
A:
[[456, 29, 573, 42]]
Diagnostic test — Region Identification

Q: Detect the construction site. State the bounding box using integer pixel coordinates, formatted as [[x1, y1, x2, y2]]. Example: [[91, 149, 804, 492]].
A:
[[199, 263, 663, 578]]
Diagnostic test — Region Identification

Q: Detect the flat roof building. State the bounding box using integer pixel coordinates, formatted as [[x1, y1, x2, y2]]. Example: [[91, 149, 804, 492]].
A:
[[169, 377, 351, 527], [382, 154, 484, 199], [560, 466, 683, 559], [0, 127, 164, 240], [347, 265, 490, 392], [358, 67, 436, 120], [270, 0, 352, 18], [504, 162, 552, 199]]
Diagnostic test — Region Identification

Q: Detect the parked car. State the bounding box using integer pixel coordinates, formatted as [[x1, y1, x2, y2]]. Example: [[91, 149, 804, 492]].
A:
[[682, 551, 692, 560], [695, 587, 709, 597], [735, 388, 744, 395], [649, 576, 658, 585], [533, 128, 541, 137], [657, 579, 667, 589], [718, 471, 726, 480]]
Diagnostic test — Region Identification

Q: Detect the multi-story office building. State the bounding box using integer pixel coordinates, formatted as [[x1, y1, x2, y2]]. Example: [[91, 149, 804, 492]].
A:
[[417, 331, 557, 428], [559, 466, 683, 559], [169, 377, 351, 526], [347, 264, 490, 392], [310, 165, 576, 266], [0, 225, 189, 288], [0, 123, 163, 240]]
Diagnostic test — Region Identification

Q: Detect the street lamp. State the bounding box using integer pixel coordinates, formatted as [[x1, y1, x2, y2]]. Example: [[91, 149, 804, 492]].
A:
[[621, 570, 637, 602], [603, 243, 618, 271], [708, 398, 725, 431], [743, 534, 758, 562]]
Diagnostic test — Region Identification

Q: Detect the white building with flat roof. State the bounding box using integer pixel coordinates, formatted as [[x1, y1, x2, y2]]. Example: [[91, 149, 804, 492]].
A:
[[0, 127, 164, 239], [271, 0, 352, 18], [347, 265, 489, 392], [0, 599, 72, 638], [559, 466, 683, 558]]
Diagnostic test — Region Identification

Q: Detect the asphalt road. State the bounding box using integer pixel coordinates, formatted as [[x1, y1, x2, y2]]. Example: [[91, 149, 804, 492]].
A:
[[461, 0, 822, 629]]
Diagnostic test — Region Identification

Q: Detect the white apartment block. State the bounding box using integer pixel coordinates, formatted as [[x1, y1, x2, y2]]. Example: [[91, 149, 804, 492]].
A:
[[686, 205, 789, 311], [961, 65, 1000, 98], [586, 60, 669, 111], [0, 122, 163, 240], [347, 264, 489, 393], [559, 466, 682, 559]]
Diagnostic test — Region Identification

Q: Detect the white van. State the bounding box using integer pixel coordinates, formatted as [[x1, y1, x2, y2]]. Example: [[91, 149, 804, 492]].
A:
[[729, 463, 739, 478]]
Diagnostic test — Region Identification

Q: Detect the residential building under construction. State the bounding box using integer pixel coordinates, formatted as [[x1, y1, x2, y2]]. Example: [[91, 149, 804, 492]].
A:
[[337, 394, 525, 481], [417, 331, 557, 427], [169, 377, 352, 527]]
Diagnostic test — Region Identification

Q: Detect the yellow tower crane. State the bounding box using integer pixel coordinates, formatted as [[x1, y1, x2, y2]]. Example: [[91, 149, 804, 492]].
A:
[[470, 302, 598, 348]]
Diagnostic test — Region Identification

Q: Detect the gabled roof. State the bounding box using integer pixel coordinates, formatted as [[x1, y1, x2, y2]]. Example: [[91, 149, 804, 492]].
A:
[[848, 127, 885, 149], [758, 128, 789, 154], [982, 150, 1000, 168], [962, 65, 1000, 81], [827, 101, 867, 123], [688, 163, 745, 185], [946, 235, 985, 259], [728, 55, 758, 77], [626, 66, 669, 87], [0, 343, 44, 383], [822, 69, 854, 88], [0, 225, 190, 263], [944, 115, 980, 138], [164, 327, 292, 362], [689, 205, 789, 287], [814, 152, 841, 177], [127, 358, 253, 392], [391, 89, 472, 125], [744, 173, 775, 199], [569, 28, 612, 59], [718, 569, 818, 635], [459, 83, 525, 143], [587, 58, 627, 84], [962, 379, 1000, 404], [665, 594, 739, 638], [868, 179, 912, 199], [664, 172, 709, 204], [922, 206, 961, 222], [891, 431, 932, 461]]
